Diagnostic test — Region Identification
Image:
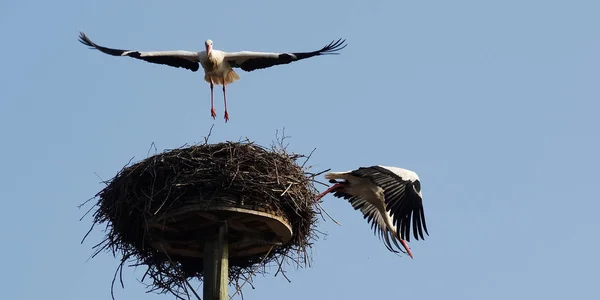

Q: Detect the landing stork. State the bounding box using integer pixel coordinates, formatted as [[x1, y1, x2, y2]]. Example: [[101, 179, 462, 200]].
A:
[[315, 165, 428, 258], [78, 32, 347, 122]]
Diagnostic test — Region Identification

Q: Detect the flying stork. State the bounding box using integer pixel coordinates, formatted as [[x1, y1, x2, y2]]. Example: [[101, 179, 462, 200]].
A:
[[315, 165, 428, 259], [78, 32, 347, 122]]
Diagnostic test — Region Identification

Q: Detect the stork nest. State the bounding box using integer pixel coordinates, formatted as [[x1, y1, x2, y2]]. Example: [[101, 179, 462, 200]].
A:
[[81, 137, 328, 299]]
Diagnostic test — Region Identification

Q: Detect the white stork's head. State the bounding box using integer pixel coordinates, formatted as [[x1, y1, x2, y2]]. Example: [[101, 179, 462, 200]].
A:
[[205, 39, 213, 53]]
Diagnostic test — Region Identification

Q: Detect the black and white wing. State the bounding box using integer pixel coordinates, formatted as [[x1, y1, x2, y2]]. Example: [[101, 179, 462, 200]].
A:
[[78, 32, 201, 72], [350, 166, 429, 242], [331, 191, 408, 254], [223, 38, 347, 72]]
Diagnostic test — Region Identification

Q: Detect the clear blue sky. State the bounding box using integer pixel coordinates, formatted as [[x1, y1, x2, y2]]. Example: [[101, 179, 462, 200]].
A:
[[1, 0, 599, 299]]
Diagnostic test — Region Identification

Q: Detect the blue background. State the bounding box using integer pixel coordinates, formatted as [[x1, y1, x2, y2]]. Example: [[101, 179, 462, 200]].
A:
[[1, 0, 598, 299]]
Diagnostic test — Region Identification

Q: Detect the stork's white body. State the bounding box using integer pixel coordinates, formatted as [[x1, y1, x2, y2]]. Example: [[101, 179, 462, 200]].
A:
[[199, 49, 239, 86], [325, 170, 398, 244]]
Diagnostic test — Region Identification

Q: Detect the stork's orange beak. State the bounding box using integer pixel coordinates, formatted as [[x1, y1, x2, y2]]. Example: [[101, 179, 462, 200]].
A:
[[400, 239, 414, 259]]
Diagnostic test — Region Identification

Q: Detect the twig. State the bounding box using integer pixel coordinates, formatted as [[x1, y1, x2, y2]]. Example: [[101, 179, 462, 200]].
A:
[[301, 148, 316, 168], [230, 245, 275, 300], [94, 172, 109, 186], [316, 202, 342, 226], [274, 128, 291, 150], [312, 179, 331, 187], [147, 142, 157, 158], [306, 168, 331, 179], [280, 183, 294, 197], [273, 253, 292, 283], [110, 256, 127, 300], [274, 160, 280, 185], [80, 222, 95, 244], [160, 245, 202, 300], [204, 124, 214, 144], [77, 196, 96, 209], [78, 198, 97, 222]]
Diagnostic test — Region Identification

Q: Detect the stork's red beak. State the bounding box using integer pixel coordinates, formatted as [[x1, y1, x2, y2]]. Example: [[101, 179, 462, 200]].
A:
[[400, 239, 414, 259], [314, 183, 343, 202]]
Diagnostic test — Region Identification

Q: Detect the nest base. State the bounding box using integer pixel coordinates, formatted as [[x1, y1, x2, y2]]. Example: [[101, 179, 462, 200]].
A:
[[148, 202, 293, 259]]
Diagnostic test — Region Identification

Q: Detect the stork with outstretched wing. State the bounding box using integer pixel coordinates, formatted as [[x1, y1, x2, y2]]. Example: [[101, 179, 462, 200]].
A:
[[78, 32, 347, 122]]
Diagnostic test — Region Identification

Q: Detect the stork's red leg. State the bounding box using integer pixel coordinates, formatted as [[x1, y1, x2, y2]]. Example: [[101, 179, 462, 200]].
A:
[[399, 240, 414, 259], [314, 183, 344, 202], [210, 82, 216, 119], [223, 83, 229, 122]]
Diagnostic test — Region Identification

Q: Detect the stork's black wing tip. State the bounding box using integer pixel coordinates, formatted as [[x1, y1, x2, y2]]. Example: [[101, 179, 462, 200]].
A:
[[320, 38, 347, 55], [420, 208, 429, 237], [78, 31, 95, 48]]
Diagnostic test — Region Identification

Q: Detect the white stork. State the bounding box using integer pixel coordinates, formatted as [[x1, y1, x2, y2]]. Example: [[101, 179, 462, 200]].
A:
[[78, 32, 347, 122], [314, 165, 428, 259]]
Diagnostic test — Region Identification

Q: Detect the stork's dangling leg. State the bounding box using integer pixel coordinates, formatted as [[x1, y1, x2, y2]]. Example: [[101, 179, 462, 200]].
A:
[[210, 81, 217, 119], [399, 239, 414, 259], [314, 183, 344, 202], [223, 82, 229, 122]]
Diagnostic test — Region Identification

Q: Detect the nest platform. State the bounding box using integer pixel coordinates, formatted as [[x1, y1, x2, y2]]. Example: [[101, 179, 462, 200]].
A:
[[82, 139, 325, 298], [149, 201, 293, 259]]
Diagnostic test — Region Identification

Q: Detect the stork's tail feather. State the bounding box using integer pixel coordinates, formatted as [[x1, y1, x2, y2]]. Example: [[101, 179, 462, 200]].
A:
[[204, 70, 240, 85], [226, 70, 240, 84], [324, 171, 351, 181]]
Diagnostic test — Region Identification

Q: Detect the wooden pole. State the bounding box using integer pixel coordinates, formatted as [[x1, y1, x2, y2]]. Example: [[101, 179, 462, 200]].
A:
[[203, 222, 229, 300]]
